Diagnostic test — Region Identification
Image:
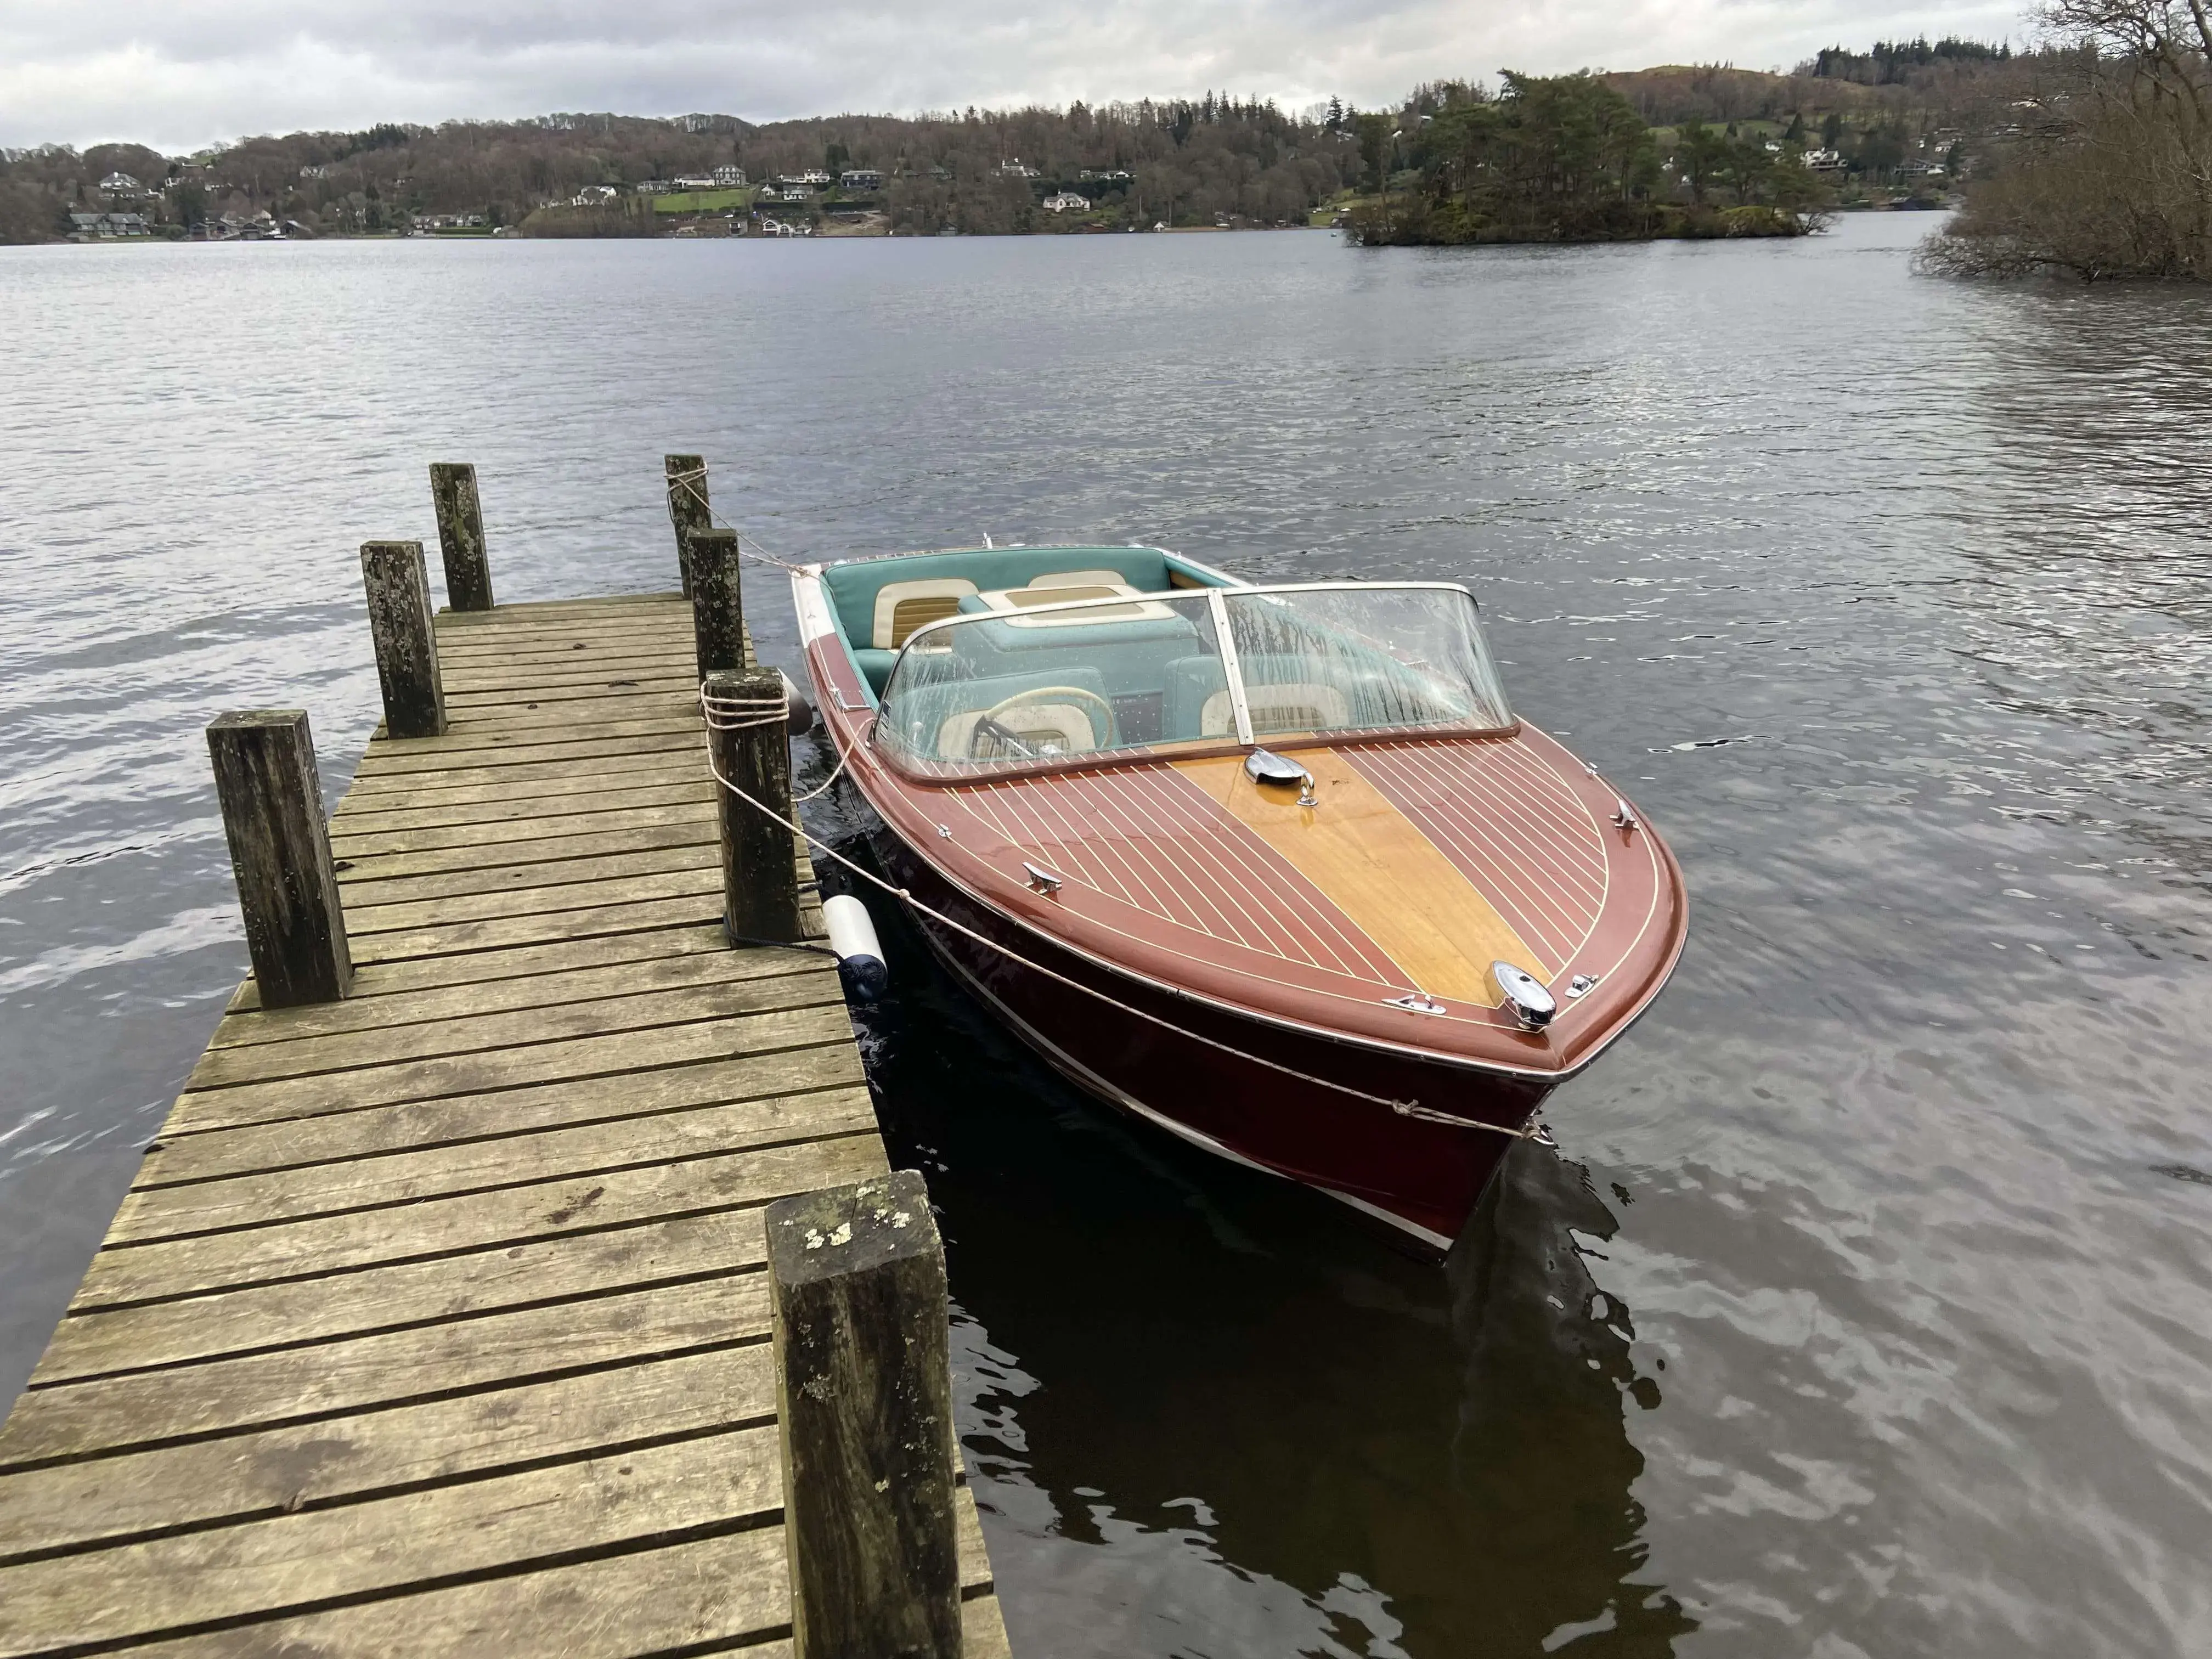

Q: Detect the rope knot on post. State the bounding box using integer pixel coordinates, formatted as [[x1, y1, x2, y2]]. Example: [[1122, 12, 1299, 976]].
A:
[[701, 669, 806, 946], [664, 454, 713, 596]]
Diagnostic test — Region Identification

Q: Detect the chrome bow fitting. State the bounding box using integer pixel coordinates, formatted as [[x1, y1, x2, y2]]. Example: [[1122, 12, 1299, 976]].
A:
[[1491, 961, 1556, 1031], [1245, 747, 1318, 808]]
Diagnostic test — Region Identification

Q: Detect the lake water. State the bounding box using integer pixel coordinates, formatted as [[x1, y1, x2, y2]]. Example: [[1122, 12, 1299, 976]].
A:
[[3, 216, 2210, 1656]]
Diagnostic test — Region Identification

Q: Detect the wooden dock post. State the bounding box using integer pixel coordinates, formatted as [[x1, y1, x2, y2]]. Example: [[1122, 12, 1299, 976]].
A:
[[665, 453, 711, 597], [690, 526, 746, 676], [704, 666, 805, 944], [767, 1170, 964, 1659], [360, 540, 447, 738], [428, 462, 493, 612], [205, 709, 351, 1007]]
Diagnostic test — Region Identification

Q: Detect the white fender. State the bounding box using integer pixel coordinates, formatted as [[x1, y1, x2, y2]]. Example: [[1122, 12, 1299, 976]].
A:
[[822, 893, 888, 1002]]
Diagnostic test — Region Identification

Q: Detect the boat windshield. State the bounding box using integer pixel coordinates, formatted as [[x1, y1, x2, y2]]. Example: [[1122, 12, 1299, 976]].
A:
[[872, 582, 1512, 770]]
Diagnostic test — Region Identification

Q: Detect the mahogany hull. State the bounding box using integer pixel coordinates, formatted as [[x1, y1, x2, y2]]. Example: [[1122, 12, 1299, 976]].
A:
[[865, 817, 1551, 1253], [790, 556, 1688, 1256]]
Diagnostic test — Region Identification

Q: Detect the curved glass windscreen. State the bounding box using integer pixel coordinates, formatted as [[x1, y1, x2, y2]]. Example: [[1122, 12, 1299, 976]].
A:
[[1220, 586, 1512, 737], [872, 583, 1511, 771]]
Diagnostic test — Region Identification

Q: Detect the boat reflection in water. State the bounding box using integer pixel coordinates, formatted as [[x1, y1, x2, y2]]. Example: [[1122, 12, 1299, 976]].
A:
[[844, 944, 1694, 1655], [792, 544, 1688, 1252]]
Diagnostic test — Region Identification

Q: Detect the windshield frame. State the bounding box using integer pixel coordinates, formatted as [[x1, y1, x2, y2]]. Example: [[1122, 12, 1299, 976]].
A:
[[870, 579, 1516, 780]]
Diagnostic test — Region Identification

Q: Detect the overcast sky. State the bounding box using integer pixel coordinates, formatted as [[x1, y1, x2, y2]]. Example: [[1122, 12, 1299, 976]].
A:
[[2, 0, 2028, 154]]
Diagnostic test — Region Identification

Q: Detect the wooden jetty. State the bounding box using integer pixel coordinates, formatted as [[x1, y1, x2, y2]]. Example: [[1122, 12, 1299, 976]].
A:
[[0, 466, 1010, 1657]]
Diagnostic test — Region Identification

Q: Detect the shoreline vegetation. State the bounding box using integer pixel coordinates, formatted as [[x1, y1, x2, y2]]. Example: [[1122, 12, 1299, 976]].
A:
[[3, 43, 2004, 251], [1920, 0, 2211, 280]]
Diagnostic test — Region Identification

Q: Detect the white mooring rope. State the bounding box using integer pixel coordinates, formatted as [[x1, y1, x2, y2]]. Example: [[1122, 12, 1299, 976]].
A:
[[667, 469, 809, 575], [699, 687, 851, 804], [696, 684, 1551, 1146]]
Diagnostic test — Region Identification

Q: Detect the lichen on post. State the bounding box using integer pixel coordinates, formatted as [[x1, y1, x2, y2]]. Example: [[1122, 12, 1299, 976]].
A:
[[360, 540, 447, 739], [428, 462, 493, 612], [205, 709, 352, 1008], [689, 527, 746, 678], [665, 453, 711, 597], [766, 1170, 963, 1659]]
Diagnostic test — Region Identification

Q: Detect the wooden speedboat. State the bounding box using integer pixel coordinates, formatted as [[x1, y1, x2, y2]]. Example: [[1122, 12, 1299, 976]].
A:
[[791, 544, 1687, 1254]]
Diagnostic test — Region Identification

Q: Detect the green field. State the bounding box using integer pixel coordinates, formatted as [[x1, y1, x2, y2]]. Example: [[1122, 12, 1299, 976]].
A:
[[651, 188, 754, 213]]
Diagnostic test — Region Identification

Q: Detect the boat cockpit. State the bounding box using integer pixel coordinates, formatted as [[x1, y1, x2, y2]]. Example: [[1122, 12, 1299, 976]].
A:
[[812, 545, 1515, 774]]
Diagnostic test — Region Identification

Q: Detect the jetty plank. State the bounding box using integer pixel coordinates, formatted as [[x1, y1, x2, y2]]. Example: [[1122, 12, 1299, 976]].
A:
[[0, 1431, 786, 1656], [151, 1052, 870, 1186], [112, 1500, 1007, 1659], [210, 938, 809, 1048], [331, 821, 723, 888], [15, 1232, 766, 1411], [343, 891, 738, 967], [327, 799, 719, 861], [112, 1087, 877, 1242], [335, 839, 724, 910], [348, 732, 710, 785], [0, 1345, 775, 1560], [0, 594, 1005, 1656], [367, 707, 705, 752], [168, 1001, 857, 1132], [341, 743, 708, 791], [227, 922, 743, 1011], [77, 1128, 883, 1311], [330, 769, 711, 825], [184, 960, 835, 1088], [442, 664, 698, 695]]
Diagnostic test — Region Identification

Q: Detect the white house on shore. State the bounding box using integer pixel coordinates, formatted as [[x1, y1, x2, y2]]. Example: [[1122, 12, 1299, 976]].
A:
[[1042, 191, 1088, 213], [70, 210, 149, 237], [713, 165, 747, 186]]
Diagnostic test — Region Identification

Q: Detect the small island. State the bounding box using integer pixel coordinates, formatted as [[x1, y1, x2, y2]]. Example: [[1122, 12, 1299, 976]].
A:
[[1340, 74, 1833, 246]]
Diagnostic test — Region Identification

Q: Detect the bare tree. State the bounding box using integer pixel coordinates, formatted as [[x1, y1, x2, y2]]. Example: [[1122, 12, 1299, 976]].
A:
[[1922, 0, 2212, 277]]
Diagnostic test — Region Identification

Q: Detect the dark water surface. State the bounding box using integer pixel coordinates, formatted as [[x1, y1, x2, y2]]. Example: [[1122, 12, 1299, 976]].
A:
[[4, 217, 2210, 1655]]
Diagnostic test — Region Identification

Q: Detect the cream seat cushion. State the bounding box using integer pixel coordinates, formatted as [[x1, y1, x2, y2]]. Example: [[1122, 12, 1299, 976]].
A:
[[1200, 682, 1352, 738], [1024, 569, 1133, 590], [977, 578, 1175, 628], [938, 703, 1103, 760], [872, 578, 979, 650]]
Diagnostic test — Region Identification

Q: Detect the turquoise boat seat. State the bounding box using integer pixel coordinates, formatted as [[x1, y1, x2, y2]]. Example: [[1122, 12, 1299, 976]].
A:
[[822, 547, 1182, 656], [852, 648, 898, 694]]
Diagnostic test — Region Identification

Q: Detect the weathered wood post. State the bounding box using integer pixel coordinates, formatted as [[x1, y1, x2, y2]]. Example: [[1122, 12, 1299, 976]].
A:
[[665, 453, 711, 597], [702, 667, 805, 944], [428, 462, 494, 612], [206, 710, 352, 1007], [360, 540, 447, 738], [766, 1170, 963, 1659], [690, 527, 746, 677]]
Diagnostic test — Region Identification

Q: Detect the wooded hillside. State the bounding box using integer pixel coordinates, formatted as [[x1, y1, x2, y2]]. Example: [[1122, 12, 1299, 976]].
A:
[[0, 41, 2029, 245]]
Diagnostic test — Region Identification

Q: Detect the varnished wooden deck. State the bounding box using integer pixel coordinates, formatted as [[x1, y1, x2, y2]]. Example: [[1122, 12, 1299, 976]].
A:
[[0, 594, 1009, 1657]]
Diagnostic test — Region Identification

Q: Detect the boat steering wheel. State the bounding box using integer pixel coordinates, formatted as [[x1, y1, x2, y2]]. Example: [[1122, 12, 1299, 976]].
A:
[[977, 685, 1118, 755]]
